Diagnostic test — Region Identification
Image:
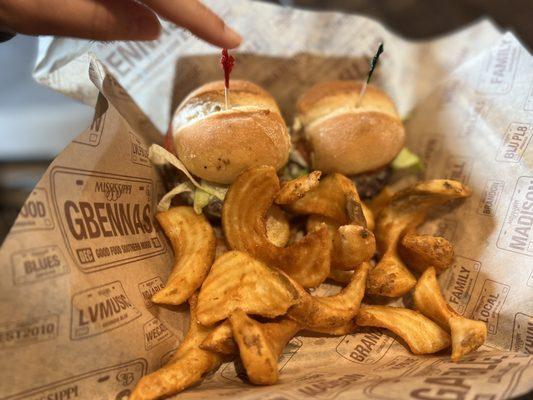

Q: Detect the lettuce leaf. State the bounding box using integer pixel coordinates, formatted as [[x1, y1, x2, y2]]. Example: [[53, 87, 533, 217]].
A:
[[149, 144, 225, 200], [193, 181, 228, 214], [150, 144, 228, 214], [156, 182, 194, 212]]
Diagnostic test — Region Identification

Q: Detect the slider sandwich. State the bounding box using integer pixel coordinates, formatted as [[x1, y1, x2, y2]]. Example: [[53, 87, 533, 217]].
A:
[[155, 80, 291, 214], [293, 80, 414, 198]]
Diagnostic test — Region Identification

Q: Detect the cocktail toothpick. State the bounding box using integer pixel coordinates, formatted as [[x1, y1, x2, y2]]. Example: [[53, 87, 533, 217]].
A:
[[357, 42, 384, 107]]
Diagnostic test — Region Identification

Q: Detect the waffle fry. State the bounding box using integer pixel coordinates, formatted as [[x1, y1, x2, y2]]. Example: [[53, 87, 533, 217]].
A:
[[152, 207, 215, 305], [223, 166, 331, 288], [130, 295, 223, 399], [197, 251, 300, 326]]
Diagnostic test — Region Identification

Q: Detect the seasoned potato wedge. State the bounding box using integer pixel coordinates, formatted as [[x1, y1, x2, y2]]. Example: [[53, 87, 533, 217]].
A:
[[307, 215, 375, 270], [399, 232, 454, 274], [275, 171, 322, 204], [286, 173, 364, 225], [230, 310, 300, 385], [367, 180, 471, 297], [356, 305, 451, 354], [287, 263, 369, 334], [413, 267, 487, 361]]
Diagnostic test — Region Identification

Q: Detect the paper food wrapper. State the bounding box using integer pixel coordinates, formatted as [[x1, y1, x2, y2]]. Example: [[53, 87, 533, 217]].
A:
[[2, 1, 533, 399]]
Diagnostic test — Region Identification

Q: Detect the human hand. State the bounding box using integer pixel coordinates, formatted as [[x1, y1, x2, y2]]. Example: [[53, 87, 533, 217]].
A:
[[0, 0, 241, 48]]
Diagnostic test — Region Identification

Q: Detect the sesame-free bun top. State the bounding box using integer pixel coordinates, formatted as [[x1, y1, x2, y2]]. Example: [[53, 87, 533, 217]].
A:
[[170, 80, 290, 184], [296, 80, 405, 175]]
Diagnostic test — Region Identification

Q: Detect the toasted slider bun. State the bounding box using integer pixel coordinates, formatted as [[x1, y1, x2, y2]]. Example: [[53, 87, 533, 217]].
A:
[[296, 80, 405, 175], [170, 80, 290, 184]]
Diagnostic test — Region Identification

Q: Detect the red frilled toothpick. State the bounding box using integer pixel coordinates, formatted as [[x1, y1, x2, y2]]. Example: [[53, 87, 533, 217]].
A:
[[221, 48, 235, 109]]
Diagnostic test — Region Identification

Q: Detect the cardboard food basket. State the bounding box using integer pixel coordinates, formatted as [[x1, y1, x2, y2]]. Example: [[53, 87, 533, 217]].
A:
[[1, 1, 532, 399]]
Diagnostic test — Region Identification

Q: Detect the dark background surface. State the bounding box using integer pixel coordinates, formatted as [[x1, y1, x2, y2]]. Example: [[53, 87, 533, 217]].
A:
[[265, 0, 532, 48], [1, 0, 532, 243]]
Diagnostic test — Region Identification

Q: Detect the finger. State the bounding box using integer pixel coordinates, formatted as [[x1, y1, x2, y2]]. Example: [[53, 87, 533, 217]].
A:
[[0, 0, 161, 41], [142, 0, 241, 48]]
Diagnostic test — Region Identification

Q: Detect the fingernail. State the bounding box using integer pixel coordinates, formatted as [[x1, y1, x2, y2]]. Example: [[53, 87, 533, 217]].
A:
[[223, 25, 242, 48], [132, 15, 161, 40]]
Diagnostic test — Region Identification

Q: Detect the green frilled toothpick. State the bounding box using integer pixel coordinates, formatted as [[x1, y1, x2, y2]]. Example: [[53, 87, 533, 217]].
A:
[[357, 42, 384, 107]]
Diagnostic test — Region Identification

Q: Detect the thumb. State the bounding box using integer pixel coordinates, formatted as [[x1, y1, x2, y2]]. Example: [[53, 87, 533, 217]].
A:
[[0, 0, 161, 41]]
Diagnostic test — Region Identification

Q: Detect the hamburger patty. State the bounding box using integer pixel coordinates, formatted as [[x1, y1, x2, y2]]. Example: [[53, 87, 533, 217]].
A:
[[351, 167, 391, 200]]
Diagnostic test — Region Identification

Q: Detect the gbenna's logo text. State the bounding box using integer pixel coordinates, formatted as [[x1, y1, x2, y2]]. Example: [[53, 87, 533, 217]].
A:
[[50, 168, 165, 273], [95, 181, 132, 201]]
